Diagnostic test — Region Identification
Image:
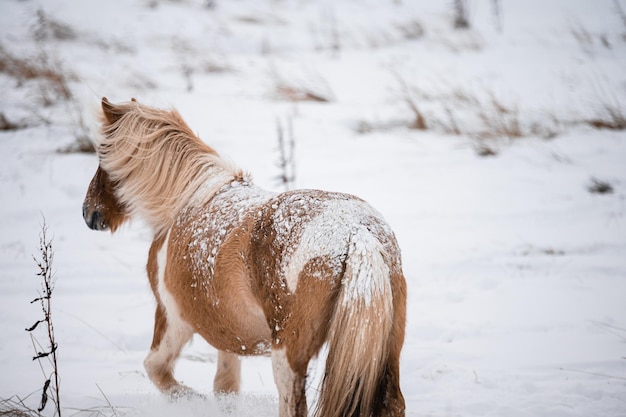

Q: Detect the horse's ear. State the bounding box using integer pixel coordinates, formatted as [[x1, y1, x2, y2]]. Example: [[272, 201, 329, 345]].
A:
[[101, 97, 126, 125]]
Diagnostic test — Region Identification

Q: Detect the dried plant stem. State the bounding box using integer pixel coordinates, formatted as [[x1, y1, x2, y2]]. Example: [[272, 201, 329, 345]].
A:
[[453, 0, 470, 29], [392, 71, 427, 130], [276, 117, 296, 191], [27, 220, 61, 417]]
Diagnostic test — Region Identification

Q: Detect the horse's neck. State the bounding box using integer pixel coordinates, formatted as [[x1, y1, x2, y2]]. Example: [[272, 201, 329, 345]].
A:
[[187, 168, 239, 207]]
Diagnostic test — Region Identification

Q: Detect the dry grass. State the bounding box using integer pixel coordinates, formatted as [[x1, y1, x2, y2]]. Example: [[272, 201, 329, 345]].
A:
[[56, 100, 97, 154], [477, 94, 523, 140], [381, 75, 571, 156], [0, 15, 95, 147], [473, 94, 534, 156], [453, 0, 471, 29], [275, 84, 332, 102], [172, 37, 232, 92], [33, 9, 77, 42], [271, 66, 334, 103], [275, 117, 296, 191], [0, 44, 72, 104], [396, 19, 425, 40], [57, 135, 95, 154], [473, 142, 498, 157], [393, 76, 526, 141], [443, 106, 462, 135], [28, 222, 62, 416], [528, 112, 561, 140], [0, 113, 24, 131], [570, 21, 614, 55], [393, 71, 428, 130], [0, 397, 41, 417], [0, 47, 69, 94], [586, 103, 626, 130], [588, 178, 614, 194]]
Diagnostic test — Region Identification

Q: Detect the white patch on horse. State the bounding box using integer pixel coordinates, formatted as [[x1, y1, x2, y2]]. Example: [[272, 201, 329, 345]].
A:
[[272, 347, 296, 417], [144, 230, 193, 380], [342, 225, 391, 307], [157, 231, 192, 330], [281, 199, 388, 294]]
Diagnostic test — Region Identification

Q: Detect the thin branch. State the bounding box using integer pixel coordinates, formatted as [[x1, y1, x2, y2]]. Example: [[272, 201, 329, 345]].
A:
[[275, 117, 296, 191], [28, 219, 62, 416]]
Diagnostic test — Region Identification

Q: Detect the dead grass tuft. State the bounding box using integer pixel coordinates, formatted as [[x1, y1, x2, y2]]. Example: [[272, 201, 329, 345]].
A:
[[473, 142, 498, 157], [275, 85, 331, 103], [0, 44, 72, 104], [477, 94, 523, 140], [393, 71, 428, 130], [586, 104, 626, 130], [0, 113, 24, 131], [275, 117, 296, 191], [271, 66, 334, 103], [33, 9, 77, 42], [0, 397, 40, 417], [588, 178, 614, 194], [570, 20, 614, 55], [57, 135, 96, 154], [396, 19, 425, 40], [57, 103, 96, 154], [453, 0, 471, 29]]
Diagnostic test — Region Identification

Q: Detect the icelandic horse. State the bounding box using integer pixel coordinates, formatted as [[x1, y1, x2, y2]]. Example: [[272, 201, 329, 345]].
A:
[[82, 98, 406, 417]]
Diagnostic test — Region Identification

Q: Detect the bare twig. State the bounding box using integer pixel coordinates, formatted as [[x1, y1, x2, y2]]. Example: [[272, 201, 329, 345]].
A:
[[27, 219, 62, 416], [392, 71, 428, 130], [275, 117, 296, 191], [615, 0, 626, 28], [491, 0, 502, 33], [453, 0, 471, 29]]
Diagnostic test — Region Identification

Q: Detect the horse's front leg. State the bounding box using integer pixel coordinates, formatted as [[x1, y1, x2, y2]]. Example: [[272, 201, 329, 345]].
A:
[[144, 302, 194, 397], [214, 350, 241, 394]]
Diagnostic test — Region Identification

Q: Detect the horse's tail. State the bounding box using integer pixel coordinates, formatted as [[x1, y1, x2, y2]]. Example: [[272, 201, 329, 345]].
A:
[[316, 226, 401, 417]]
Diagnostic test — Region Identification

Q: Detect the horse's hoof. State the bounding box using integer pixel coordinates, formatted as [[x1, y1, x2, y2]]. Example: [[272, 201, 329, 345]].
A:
[[166, 385, 206, 401]]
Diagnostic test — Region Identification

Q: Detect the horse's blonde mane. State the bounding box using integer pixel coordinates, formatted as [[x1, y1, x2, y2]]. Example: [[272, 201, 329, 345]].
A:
[[97, 100, 244, 236]]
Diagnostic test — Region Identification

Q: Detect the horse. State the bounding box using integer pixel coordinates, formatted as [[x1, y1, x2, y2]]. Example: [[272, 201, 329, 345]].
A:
[[82, 97, 407, 417]]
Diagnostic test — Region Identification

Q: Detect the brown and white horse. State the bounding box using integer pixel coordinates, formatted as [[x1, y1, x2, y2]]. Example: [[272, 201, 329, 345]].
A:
[[82, 98, 407, 417]]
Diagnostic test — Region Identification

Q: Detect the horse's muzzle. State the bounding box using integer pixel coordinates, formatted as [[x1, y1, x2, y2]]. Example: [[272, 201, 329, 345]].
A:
[[83, 205, 109, 231]]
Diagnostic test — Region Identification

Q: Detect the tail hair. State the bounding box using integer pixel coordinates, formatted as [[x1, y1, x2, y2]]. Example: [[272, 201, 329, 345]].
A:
[[315, 227, 394, 417]]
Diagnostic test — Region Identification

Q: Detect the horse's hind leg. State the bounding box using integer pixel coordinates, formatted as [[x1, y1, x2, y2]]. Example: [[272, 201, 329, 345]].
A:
[[271, 262, 339, 417], [214, 350, 241, 394], [144, 303, 194, 396], [272, 347, 307, 417], [377, 342, 406, 417], [378, 271, 407, 417]]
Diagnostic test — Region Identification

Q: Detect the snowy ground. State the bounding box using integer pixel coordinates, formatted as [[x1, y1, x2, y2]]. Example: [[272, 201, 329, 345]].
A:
[[1, 0, 625, 416]]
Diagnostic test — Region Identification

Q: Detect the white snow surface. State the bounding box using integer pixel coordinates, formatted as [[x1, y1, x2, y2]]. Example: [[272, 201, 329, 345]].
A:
[[1, 0, 625, 416]]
